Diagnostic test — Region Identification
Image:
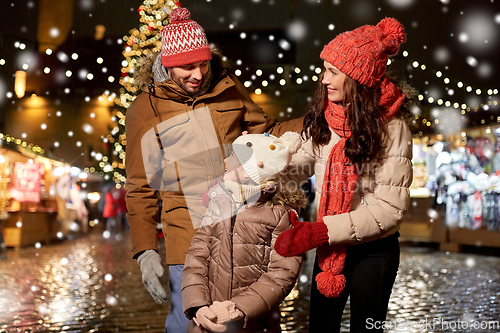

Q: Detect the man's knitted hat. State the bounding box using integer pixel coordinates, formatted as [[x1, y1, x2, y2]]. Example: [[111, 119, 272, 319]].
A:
[[232, 132, 302, 184], [320, 17, 406, 87], [160, 7, 212, 67]]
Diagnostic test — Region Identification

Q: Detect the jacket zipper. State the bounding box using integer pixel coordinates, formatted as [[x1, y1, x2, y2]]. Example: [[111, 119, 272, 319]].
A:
[[228, 203, 243, 298], [229, 212, 236, 298]]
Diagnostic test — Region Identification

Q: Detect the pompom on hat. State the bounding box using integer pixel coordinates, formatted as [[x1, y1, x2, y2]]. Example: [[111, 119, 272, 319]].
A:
[[320, 17, 406, 87], [232, 132, 302, 184], [160, 7, 212, 67]]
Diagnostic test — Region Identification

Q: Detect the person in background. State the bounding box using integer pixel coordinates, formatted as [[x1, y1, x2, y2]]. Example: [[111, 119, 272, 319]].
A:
[[102, 186, 118, 233], [182, 132, 306, 333], [274, 17, 416, 332], [125, 7, 303, 333], [116, 187, 128, 231]]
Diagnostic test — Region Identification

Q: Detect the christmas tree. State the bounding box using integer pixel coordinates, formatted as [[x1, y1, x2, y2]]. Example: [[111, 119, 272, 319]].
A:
[[91, 0, 181, 184]]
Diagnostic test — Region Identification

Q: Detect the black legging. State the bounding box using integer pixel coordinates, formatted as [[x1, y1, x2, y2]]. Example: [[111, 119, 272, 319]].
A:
[[309, 232, 400, 333]]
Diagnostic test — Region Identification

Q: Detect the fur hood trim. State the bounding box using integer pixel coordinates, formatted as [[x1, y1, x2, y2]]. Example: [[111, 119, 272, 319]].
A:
[[260, 180, 309, 209]]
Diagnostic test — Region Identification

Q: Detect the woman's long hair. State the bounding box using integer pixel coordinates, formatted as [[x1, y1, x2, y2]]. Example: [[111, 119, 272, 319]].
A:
[[302, 73, 411, 166]]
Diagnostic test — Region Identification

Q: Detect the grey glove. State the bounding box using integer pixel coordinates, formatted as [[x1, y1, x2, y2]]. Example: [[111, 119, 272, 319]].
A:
[[137, 250, 168, 304]]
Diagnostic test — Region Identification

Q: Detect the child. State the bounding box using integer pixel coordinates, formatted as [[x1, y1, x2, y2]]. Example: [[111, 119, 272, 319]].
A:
[[182, 132, 307, 333]]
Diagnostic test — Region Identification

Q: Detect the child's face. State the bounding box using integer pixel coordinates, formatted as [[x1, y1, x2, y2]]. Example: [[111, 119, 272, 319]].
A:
[[224, 153, 251, 182]]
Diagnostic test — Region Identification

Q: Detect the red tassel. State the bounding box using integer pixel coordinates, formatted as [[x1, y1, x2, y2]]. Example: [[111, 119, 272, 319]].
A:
[[316, 271, 346, 298], [316, 244, 347, 297]]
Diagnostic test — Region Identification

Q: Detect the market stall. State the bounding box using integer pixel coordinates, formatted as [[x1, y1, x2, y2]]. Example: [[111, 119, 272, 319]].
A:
[[0, 147, 89, 249], [402, 126, 500, 251]]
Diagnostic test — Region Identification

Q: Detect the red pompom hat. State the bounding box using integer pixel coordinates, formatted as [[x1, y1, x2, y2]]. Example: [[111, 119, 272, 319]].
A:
[[160, 7, 212, 67], [320, 17, 406, 87]]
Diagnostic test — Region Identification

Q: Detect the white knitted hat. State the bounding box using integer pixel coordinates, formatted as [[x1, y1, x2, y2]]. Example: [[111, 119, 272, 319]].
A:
[[232, 131, 302, 184], [160, 7, 212, 67]]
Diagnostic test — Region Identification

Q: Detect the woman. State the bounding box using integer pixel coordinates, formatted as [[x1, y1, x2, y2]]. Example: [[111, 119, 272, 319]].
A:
[[274, 17, 415, 332]]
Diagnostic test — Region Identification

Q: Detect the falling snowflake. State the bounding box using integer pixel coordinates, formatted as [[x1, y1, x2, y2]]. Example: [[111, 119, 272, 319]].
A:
[[78, 69, 89, 80], [79, 0, 93, 10], [231, 8, 244, 21], [434, 46, 450, 64], [49, 27, 60, 38], [415, 280, 426, 290], [456, 11, 498, 53], [477, 62, 493, 79], [465, 257, 475, 267], [385, 0, 416, 9], [287, 20, 307, 42], [57, 52, 69, 63], [436, 110, 467, 134], [82, 123, 94, 134], [466, 56, 478, 67], [427, 208, 439, 220], [105, 295, 118, 306]]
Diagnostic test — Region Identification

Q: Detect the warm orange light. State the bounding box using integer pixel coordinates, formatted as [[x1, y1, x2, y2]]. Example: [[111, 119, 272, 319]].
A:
[[14, 71, 27, 98], [95, 25, 106, 40]]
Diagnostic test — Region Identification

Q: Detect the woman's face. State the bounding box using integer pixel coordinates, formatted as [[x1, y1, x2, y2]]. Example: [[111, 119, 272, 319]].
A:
[[322, 60, 347, 103]]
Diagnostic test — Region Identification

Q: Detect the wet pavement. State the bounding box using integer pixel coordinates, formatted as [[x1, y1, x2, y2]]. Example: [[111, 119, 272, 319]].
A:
[[0, 230, 499, 333]]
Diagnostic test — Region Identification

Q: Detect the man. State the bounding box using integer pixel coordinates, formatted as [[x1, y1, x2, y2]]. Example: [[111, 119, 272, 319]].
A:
[[125, 7, 302, 333]]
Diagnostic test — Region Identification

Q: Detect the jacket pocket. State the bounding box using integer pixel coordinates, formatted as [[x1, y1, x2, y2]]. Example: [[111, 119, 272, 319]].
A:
[[211, 99, 244, 112]]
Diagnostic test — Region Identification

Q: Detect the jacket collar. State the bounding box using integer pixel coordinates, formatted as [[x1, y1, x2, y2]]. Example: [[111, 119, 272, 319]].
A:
[[144, 49, 234, 103]]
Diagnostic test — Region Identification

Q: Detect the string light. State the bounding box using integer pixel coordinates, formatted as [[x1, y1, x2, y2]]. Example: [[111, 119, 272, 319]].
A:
[[0, 133, 44, 155]]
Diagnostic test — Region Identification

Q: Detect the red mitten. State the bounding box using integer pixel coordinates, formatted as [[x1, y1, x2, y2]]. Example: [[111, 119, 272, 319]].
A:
[[274, 211, 329, 257]]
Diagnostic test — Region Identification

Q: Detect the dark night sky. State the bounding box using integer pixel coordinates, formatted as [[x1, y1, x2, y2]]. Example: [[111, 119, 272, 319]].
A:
[[1, 0, 499, 87]]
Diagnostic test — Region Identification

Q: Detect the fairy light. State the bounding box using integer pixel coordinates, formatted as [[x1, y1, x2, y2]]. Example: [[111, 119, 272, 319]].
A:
[[396, 50, 499, 131]]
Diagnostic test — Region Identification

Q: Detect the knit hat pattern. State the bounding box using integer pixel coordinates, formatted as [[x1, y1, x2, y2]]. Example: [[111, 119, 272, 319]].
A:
[[320, 17, 406, 87], [160, 7, 212, 67], [232, 132, 302, 184]]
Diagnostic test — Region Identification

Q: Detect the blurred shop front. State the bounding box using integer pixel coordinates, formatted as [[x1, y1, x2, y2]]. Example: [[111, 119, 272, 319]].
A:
[[403, 124, 500, 251], [0, 143, 98, 249]]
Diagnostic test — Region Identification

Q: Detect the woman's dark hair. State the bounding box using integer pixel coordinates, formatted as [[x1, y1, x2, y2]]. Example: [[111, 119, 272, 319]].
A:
[[302, 73, 410, 166]]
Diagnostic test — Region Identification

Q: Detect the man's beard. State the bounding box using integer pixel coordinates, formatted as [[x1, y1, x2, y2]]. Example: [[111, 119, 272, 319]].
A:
[[168, 63, 213, 98]]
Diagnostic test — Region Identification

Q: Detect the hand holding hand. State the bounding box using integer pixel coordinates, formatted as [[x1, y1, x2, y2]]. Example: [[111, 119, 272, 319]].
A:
[[274, 211, 330, 257], [137, 250, 168, 304], [209, 301, 244, 324], [194, 306, 228, 332]]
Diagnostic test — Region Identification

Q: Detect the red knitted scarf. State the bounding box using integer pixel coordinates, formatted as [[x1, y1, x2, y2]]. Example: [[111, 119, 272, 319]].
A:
[[315, 77, 405, 298]]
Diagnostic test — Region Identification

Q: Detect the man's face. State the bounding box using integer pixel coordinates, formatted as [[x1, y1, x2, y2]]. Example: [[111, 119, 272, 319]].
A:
[[168, 60, 209, 97]]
